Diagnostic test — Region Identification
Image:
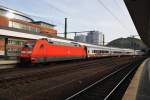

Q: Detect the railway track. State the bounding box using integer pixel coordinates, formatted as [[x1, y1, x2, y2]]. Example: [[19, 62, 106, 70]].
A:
[[0, 56, 132, 85], [66, 58, 143, 100], [0, 56, 145, 100]]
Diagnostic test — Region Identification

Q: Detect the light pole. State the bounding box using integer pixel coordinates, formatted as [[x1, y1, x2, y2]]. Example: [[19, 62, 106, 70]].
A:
[[130, 35, 139, 56], [64, 18, 67, 39], [103, 34, 105, 46]]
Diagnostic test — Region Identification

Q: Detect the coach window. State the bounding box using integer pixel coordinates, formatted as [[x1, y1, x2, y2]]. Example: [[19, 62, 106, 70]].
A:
[[92, 50, 94, 53], [93, 50, 95, 53]]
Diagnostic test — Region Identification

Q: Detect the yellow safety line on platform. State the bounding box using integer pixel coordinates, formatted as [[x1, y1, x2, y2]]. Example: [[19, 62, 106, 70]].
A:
[[122, 58, 149, 100]]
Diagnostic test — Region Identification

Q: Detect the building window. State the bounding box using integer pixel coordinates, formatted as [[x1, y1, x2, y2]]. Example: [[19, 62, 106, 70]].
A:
[[9, 21, 40, 33], [9, 21, 13, 27], [13, 22, 22, 29]]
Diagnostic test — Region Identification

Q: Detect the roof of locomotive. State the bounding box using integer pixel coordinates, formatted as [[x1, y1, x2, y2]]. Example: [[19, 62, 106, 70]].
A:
[[46, 37, 134, 52], [20, 32, 134, 52]]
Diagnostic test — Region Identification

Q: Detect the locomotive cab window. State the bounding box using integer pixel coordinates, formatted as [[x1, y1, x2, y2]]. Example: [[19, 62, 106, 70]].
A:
[[48, 41, 53, 44], [40, 44, 44, 48], [24, 43, 35, 49]]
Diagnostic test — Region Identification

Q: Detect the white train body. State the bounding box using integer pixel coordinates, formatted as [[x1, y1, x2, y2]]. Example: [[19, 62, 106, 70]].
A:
[[45, 37, 141, 57]]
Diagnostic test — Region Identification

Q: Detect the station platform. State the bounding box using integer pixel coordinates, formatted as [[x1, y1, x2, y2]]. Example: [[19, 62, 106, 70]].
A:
[[123, 57, 150, 100], [0, 59, 18, 69], [0, 59, 18, 65]]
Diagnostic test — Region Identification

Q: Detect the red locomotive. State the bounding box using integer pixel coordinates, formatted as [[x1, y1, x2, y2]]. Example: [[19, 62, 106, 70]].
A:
[[19, 38, 87, 64], [19, 37, 141, 64]]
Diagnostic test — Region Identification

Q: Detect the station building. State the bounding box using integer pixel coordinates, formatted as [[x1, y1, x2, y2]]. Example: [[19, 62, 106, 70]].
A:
[[0, 5, 57, 58]]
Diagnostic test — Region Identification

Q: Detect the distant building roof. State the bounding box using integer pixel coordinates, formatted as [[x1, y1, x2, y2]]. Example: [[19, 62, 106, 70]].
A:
[[0, 5, 56, 28], [32, 21, 56, 27], [0, 5, 33, 22]]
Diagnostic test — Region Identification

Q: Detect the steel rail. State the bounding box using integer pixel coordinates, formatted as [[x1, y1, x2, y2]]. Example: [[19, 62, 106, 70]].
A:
[[104, 62, 140, 100], [66, 62, 133, 100]]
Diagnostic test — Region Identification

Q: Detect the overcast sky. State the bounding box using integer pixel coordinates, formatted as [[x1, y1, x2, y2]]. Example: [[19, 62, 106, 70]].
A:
[[0, 0, 139, 42]]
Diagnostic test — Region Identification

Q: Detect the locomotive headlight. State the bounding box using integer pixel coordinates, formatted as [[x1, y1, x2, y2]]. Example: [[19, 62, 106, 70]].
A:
[[21, 51, 32, 54], [21, 51, 26, 53], [27, 51, 32, 54]]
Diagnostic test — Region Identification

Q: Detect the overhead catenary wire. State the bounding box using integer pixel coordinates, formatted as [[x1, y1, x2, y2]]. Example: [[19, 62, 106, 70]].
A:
[[113, 0, 131, 20], [42, 0, 68, 15], [97, 0, 131, 33], [113, 0, 138, 35], [41, 0, 98, 33], [0, 0, 65, 24], [1, 0, 66, 15], [113, 0, 124, 12], [0, 0, 5, 3], [0, 4, 54, 24], [0, 0, 98, 33]]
